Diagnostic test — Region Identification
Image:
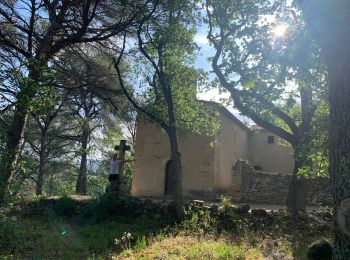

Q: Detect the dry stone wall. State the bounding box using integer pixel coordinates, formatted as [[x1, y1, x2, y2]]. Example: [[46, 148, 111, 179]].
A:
[[233, 160, 333, 205]]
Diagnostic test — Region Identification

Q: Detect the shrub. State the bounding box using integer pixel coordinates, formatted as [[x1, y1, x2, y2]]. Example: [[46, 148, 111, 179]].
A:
[[182, 206, 217, 235], [220, 196, 232, 209], [54, 196, 76, 217]]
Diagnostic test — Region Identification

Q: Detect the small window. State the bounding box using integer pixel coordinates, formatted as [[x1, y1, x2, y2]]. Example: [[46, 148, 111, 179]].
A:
[[268, 135, 274, 144]]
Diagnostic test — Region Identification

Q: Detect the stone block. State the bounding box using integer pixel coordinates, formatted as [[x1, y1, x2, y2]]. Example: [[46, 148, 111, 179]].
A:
[[192, 200, 205, 207], [236, 204, 250, 214], [251, 208, 268, 217], [306, 239, 332, 260]]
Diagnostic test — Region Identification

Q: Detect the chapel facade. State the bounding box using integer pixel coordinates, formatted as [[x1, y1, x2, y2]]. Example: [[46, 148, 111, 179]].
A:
[[131, 104, 294, 200]]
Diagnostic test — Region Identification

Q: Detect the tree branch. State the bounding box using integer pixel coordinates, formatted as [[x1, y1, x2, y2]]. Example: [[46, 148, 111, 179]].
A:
[[113, 32, 169, 131], [207, 5, 298, 146]]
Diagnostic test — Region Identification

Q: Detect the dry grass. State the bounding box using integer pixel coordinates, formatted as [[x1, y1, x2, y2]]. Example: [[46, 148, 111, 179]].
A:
[[116, 235, 266, 259], [0, 197, 331, 259]]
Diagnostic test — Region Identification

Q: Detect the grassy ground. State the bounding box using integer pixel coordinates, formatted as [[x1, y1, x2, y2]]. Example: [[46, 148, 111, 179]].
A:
[[118, 236, 264, 259], [0, 196, 331, 259]]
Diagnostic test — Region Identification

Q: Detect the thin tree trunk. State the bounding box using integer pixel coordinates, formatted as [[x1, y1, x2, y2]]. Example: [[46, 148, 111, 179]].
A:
[[167, 126, 184, 220], [36, 127, 48, 195], [76, 120, 89, 195], [286, 160, 307, 216], [286, 88, 313, 216], [50, 171, 54, 196], [162, 67, 184, 220]]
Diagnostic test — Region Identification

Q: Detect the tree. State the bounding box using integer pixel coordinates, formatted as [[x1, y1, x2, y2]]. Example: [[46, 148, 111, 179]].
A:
[[115, 0, 218, 219], [118, 105, 137, 146], [27, 90, 68, 195], [296, 0, 350, 257], [205, 0, 328, 215], [70, 91, 101, 195], [0, 0, 150, 203], [56, 46, 125, 195]]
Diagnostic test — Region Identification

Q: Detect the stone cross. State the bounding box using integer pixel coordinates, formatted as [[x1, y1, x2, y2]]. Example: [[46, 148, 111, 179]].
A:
[[114, 140, 131, 177]]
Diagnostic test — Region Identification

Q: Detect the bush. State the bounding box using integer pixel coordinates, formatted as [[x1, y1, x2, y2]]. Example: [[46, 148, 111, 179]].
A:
[[79, 200, 99, 219], [181, 204, 217, 235], [219, 195, 234, 209], [54, 196, 76, 217]]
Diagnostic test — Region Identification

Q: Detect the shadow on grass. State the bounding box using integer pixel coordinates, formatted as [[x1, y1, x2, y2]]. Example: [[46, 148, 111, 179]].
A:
[[289, 220, 332, 260], [0, 196, 332, 259], [0, 194, 176, 259]]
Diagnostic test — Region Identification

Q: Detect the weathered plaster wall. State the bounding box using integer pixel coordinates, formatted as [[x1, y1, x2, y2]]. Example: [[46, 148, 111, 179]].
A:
[[214, 110, 250, 194], [132, 117, 215, 199], [132, 105, 298, 202], [248, 130, 294, 174], [233, 160, 333, 205], [132, 118, 169, 198]]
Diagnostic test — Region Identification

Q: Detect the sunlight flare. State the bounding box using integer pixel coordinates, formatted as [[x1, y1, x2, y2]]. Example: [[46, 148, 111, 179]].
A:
[[271, 24, 288, 38]]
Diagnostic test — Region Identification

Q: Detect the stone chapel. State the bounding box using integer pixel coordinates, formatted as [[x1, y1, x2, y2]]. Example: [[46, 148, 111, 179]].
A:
[[131, 102, 295, 201]]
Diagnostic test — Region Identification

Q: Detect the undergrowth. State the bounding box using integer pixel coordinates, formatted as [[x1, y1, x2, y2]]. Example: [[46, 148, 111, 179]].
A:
[[0, 196, 331, 259]]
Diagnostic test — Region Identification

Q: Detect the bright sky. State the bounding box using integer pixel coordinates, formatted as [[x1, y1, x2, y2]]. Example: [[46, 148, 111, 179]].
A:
[[193, 22, 250, 122], [194, 10, 290, 125]]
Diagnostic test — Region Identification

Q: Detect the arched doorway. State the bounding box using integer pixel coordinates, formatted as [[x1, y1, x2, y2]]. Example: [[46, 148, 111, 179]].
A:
[[164, 160, 176, 194]]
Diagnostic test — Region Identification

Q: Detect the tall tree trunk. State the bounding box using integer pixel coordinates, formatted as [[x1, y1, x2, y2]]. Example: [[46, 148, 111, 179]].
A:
[[0, 65, 42, 203], [158, 48, 184, 219], [76, 120, 89, 195], [50, 171, 54, 196], [286, 160, 307, 216], [162, 68, 184, 220], [298, 1, 350, 257], [36, 127, 48, 195], [166, 126, 184, 220], [327, 56, 350, 258], [286, 88, 313, 216], [0, 103, 30, 203]]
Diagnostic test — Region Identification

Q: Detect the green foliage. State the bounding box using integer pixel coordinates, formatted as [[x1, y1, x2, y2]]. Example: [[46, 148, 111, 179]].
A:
[[206, 0, 329, 179], [134, 235, 148, 251], [53, 196, 77, 217], [309, 101, 330, 176], [0, 196, 332, 259], [0, 205, 155, 258], [18, 154, 37, 177], [181, 204, 217, 235], [295, 100, 330, 178], [16, 60, 58, 115], [220, 195, 232, 209], [87, 172, 109, 196], [128, 0, 220, 137], [48, 173, 76, 196], [115, 232, 133, 251], [7, 153, 37, 197], [177, 240, 260, 260], [98, 130, 122, 156], [94, 194, 163, 221]]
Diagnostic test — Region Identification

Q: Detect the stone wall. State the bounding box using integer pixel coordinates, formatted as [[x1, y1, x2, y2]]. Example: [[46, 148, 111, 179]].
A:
[[214, 108, 250, 193], [233, 160, 333, 205], [248, 129, 294, 174]]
